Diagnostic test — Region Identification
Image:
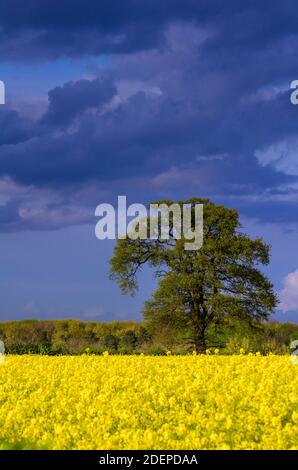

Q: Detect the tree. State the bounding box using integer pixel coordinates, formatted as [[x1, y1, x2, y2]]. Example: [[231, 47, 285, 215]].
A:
[[103, 334, 119, 351], [110, 198, 277, 353], [120, 330, 138, 351]]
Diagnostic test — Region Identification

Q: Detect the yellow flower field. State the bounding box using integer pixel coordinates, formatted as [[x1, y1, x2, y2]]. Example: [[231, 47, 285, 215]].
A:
[[0, 355, 297, 450]]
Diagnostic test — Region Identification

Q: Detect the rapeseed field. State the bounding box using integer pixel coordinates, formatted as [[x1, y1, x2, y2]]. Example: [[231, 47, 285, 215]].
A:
[[0, 355, 297, 449]]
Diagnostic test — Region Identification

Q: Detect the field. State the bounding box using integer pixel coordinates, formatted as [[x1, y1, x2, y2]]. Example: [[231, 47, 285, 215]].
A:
[[0, 355, 297, 450]]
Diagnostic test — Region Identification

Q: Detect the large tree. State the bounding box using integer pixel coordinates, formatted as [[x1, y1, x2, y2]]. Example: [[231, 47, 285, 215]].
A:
[[110, 198, 277, 353]]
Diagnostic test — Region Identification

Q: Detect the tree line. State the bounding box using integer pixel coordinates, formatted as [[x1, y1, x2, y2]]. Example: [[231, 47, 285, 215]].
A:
[[0, 318, 297, 355]]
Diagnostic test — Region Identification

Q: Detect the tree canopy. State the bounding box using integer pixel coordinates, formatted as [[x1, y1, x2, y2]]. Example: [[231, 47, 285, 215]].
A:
[[110, 198, 277, 352]]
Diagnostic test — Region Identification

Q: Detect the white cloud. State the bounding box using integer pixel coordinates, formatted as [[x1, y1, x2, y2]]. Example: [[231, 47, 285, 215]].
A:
[[243, 84, 287, 105], [196, 153, 227, 162], [255, 138, 298, 176], [0, 176, 101, 231], [279, 269, 298, 313]]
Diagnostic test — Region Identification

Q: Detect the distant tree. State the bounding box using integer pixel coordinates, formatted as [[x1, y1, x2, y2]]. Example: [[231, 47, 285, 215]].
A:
[[103, 334, 119, 351], [110, 198, 277, 353], [84, 330, 98, 342], [120, 330, 138, 350], [135, 325, 152, 345]]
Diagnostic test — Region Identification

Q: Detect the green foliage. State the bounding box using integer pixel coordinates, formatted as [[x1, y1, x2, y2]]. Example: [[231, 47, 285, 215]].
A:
[[110, 198, 277, 352], [102, 334, 119, 351], [145, 345, 167, 356], [0, 319, 152, 355], [120, 330, 138, 351], [0, 319, 296, 356]]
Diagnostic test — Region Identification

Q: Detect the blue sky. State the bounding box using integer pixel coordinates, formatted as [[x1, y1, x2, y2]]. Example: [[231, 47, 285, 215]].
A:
[[0, 0, 298, 322]]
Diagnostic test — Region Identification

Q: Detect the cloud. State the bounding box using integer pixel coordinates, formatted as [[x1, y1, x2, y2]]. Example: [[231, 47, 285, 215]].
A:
[[0, 1, 297, 62], [256, 139, 298, 176], [42, 77, 117, 127], [0, 176, 101, 231], [1, 5, 298, 230], [0, 108, 35, 145], [279, 270, 298, 313], [0, 0, 169, 60]]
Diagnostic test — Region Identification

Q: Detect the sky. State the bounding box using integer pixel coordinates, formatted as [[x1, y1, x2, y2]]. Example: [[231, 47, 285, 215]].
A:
[[0, 0, 298, 323]]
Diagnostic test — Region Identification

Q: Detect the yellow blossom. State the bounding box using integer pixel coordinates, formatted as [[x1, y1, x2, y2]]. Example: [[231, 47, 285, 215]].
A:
[[0, 355, 297, 450]]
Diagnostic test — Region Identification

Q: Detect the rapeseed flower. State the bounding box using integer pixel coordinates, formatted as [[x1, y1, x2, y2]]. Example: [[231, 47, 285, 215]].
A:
[[0, 355, 297, 450]]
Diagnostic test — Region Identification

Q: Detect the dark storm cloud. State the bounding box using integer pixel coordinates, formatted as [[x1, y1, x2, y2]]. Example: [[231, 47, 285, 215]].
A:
[[0, 81, 295, 190], [42, 77, 117, 127], [0, 108, 35, 145], [1, 1, 298, 230], [0, 1, 297, 60], [0, 0, 169, 60]]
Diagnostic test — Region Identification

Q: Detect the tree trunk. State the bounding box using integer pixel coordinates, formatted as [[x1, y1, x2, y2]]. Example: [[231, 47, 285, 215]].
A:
[[191, 308, 207, 353]]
